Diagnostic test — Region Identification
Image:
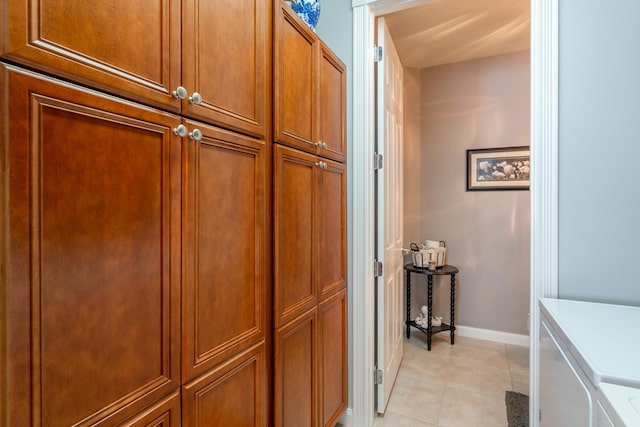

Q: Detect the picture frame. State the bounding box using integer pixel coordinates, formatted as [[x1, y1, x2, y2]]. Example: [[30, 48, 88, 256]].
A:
[[466, 146, 530, 191]]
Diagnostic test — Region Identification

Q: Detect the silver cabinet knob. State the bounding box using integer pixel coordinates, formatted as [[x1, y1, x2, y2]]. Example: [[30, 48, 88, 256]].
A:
[[315, 141, 322, 148], [322, 142, 328, 149], [189, 128, 203, 141], [189, 92, 202, 105], [173, 124, 188, 137], [172, 86, 188, 100], [315, 161, 327, 169]]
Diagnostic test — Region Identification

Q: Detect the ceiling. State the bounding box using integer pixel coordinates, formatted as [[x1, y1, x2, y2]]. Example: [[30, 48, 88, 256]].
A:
[[383, 0, 530, 69]]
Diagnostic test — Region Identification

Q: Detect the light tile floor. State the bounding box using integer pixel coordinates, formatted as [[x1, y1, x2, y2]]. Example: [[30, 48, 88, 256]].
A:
[[373, 331, 529, 427]]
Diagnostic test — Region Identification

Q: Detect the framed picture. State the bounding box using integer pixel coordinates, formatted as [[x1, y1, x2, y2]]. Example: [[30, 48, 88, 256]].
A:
[[466, 146, 530, 191]]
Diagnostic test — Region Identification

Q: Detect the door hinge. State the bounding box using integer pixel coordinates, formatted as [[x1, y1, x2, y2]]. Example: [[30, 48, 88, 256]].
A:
[[374, 153, 383, 170], [374, 369, 383, 385], [374, 260, 383, 278], [373, 45, 383, 62]]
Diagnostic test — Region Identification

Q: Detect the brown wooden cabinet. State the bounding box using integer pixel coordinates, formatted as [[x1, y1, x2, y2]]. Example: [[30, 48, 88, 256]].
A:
[[2, 1, 346, 424], [181, 0, 270, 137], [273, 143, 347, 426], [0, 0, 270, 137], [1, 64, 182, 426], [274, 308, 318, 427], [1, 63, 270, 426], [274, 2, 346, 162], [121, 391, 182, 427], [182, 343, 268, 426], [182, 120, 268, 382], [318, 289, 348, 427], [273, 146, 318, 328], [318, 44, 347, 163]]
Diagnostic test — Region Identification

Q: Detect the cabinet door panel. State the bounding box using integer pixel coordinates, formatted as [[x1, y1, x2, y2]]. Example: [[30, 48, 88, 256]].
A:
[[274, 4, 318, 151], [122, 391, 181, 427], [1, 0, 181, 112], [274, 309, 318, 427], [274, 145, 318, 327], [318, 159, 347, 300], [318, 44, 346, 162], [1, 65, 181, 426], [318, 290, 347, 427], [182, 343, 268, 427], [182, 0, 269, 137], [183, 121, 267, 381]]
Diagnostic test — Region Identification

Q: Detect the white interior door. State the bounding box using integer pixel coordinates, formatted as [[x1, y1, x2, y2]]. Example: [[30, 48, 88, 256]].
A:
[[375, 16, 404, 415]]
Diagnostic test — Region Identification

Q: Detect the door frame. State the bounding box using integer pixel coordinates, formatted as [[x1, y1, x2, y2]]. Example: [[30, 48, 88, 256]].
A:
[[349, 1, 558, 427]]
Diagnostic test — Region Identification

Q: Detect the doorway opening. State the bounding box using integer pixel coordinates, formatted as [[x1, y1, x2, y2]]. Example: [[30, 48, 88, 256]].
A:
[[348, 1, 558, 427]]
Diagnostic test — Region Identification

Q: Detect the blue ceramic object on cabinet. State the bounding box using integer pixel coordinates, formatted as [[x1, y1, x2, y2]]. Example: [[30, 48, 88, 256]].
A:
[[288, 0, 320, 32]]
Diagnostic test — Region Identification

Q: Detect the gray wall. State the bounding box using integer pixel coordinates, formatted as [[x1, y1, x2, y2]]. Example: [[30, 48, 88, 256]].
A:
[[411, 52, 531, 335], [558, 0, 640, 305], [403, 67, 423, 243]]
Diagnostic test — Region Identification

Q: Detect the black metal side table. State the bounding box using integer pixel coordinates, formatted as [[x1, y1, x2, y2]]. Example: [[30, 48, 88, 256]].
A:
[[404, 263, 459, 351]]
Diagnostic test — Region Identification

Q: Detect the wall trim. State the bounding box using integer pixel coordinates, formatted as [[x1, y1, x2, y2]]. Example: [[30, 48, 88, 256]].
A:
[[456, 325, 530, 347], [350, 4, 376, 427], [529, 1, 559, 427], [339, 408, 354, 426]]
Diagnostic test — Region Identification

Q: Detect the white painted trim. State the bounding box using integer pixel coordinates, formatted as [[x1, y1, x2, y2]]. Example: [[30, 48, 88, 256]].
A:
[[350, 4, 377, 427], [456, 326, 530, 347], [529, 1, 559, 426], [338, 408, 354, 426]]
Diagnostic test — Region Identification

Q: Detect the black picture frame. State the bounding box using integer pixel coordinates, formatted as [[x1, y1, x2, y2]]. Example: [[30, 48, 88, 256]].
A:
[[466, 146, 530, 191]]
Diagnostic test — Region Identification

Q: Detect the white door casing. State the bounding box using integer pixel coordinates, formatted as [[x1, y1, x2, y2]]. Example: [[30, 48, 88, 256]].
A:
[[350, 1, 558, 426], [375, 16, 404, 415]]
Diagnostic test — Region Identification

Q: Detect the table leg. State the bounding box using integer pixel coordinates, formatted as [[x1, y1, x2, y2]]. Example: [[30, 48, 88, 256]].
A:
[[427, 274, 433, 351], [450, 273, 456, 345], [406, 270, 411, 339]]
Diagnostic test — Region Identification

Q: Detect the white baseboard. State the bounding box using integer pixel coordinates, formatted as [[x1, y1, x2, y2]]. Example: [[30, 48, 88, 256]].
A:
[[455, 325, 529, 347], [338, 407, 354, 426]]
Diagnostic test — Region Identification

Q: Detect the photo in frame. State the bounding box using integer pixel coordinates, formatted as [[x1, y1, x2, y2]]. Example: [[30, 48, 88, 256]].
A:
[[466, 146, 530, 191]]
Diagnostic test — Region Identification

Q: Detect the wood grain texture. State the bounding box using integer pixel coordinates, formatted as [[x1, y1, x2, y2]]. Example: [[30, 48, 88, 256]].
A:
[[274, 308, 318, 427], [273, 145, 318, 327], [182, 120, 267, 382], [1, 0, 181, 112], [318, 43, 346, 162], [182, 342, 267, 427], [2, 65, 181, 426], [318, 290, 347, 427], [121, 391, 181, 427], [317, 159, 347, 301], [274, 3, 318, 151], [182, 0, 270, 137]]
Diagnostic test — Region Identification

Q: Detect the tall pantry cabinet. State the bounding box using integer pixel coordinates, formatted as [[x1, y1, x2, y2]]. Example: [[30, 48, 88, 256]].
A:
[[273, 4, 347, 427], [1, 0, 347, 426]]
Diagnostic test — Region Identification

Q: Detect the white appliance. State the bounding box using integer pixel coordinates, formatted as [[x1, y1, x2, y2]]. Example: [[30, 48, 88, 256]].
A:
[[539, 298, 640, 426]]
